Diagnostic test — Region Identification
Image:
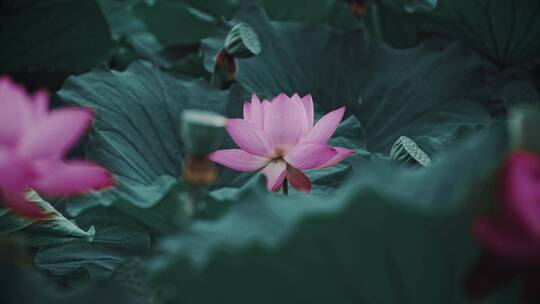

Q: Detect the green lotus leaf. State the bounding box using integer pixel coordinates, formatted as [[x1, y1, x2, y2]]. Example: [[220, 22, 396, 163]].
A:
[[201, 6, 498, 158], [0, 191, 94, 247], [0, 0, 114, 89], [57, 60, 246, 233]]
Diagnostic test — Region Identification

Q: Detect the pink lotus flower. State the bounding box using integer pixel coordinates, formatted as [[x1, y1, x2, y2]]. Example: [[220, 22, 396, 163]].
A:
[[473, 150, 540, 263], [209, 93, 354, 192], [0, 76, 114, 218]]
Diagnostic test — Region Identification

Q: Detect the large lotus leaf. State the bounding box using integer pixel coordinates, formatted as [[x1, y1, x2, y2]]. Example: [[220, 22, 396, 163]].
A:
[[132, 0, 218, 48], [64, 175, 191, 235], [98, 0, 205, 73], [0, 0, 114, 89], [434, 0, 540, 65], [57, 60, 245, 233], [149, 126, 516, 303], [35, 225, 151, 285], [381, 0, 540, 65], [98, 0, 147, 41], [201, 7, 498, 156], [98, 0, 164, 67], [0, 191, 94, 247], [101, 0, 360, 72], [181, 0, 361, 30], [363, 1, 426, 48]]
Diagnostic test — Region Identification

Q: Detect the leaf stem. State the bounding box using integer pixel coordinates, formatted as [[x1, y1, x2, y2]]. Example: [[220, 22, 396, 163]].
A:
[[368, 1, 383, 43], [282, 179, 288, 195]]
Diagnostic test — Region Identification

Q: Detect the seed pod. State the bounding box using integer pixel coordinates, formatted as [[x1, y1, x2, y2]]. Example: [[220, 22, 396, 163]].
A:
[[224, 22, 261, 58], [350, 0, 367, 16], [181, 109, 226, 156], [389, 136, 431, 167]]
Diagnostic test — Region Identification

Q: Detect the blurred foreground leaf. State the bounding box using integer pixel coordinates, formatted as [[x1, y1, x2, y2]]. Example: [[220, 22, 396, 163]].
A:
[[149, 126, 516, 303], [0, 264, 143, 304]]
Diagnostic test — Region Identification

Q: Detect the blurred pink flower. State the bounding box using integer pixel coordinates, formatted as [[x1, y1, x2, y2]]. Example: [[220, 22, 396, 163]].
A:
[[209, 93, 353, 192], [0, 76, 114, 218], [473, 150, 540, 263]]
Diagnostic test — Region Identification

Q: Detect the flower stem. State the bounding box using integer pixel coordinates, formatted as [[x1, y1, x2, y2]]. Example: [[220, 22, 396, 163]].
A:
[[282, 179, 288, 195]]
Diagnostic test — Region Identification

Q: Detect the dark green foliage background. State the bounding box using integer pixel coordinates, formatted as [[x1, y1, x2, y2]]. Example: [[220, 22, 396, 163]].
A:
[[1, 0, 538, 303]]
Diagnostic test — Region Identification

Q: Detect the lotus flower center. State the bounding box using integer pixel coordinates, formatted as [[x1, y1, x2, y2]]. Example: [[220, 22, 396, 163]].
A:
[[272, 147, 287, 159]]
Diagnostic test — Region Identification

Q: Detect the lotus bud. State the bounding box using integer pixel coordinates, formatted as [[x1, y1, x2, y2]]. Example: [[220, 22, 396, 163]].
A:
[[210, 49, 236, 89]]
